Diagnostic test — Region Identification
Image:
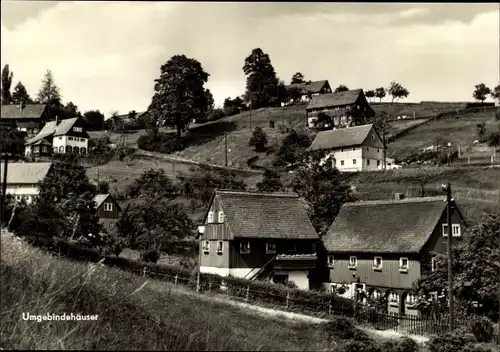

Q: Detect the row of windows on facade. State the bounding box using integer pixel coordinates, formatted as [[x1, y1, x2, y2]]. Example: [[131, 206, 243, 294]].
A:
[[334, 158, 381, 167], [202, 240, 297, 255], [335, 144, 380, 153], [207, 211, 224, 223], [327, 255, 411, 272], [51, 146, 87, 154], [335, 285, 418, 306], [58, 136, 86, 142], [310, 104, 365, 114]]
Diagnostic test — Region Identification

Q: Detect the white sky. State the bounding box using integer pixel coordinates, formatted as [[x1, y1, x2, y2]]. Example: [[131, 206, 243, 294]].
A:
[[1, 2, 499, 116]]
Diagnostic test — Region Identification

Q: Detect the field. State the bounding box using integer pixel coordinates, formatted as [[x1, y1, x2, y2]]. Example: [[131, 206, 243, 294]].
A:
[[0, 232, 387, 351], [370, 102, 469, 119]]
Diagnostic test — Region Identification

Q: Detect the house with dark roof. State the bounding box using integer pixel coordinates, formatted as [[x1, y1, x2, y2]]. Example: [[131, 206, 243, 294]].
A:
[[0, 103, 50, 137], [94, 194, 122, 232], [308, 124, 396, 172], [322, 194, 467, 316], [25, 117, 89, 157], [284, 80, 332, 105], [197, 190, 320, 290], [0, 162, 53, 203], [305, 89, 375, 129]]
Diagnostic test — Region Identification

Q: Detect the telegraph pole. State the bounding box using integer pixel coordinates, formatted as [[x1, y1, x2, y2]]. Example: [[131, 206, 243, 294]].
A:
[[445, 182, 454, 332], [0, 153, 8, 227], [224, 132, 228, 167]]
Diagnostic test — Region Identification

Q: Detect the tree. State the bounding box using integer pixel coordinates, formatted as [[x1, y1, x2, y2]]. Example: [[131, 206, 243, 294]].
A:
[[116, 196, 194, 262], [11, 82, 33, 105], [290, 150, 355, 236], [126, 168, 179, 200], [472, 83, 491, 103], [257, 169, 284, 192], [476, 121, 486, 143], [273, 129, 312, 168], [492, 85, 500, 103], [1, 64, 14, 105], [37, 69, 61, 105], [97, 181, 110, 194], [60, 101, 82, 119], [416, 214, 500, 322], [248, 126, 268, 152], [387, 81, 409, 103], [36, 161, 101, 241], [83, 110, 105, 131], [127, 110, 137, 120], [291, 72, 305, 84], [365, 90, 375, 102], [375, 87, 386, 103], [204, 89, 215, 120], [334, 85, 349, 93], [243, 48, 280, 108], [148, 55, 209, 137], [313, 112, 333, 130]]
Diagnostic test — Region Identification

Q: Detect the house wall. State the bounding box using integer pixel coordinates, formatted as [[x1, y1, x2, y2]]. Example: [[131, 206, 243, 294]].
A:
[[53, 135, 88, 154], [327, 147, 364, 172], [199, 240, 231, 269], [96, 197, 121, 219], [306, 98, 373, 128], [286, 270, 310, 290], [5, 184, 39, 203]]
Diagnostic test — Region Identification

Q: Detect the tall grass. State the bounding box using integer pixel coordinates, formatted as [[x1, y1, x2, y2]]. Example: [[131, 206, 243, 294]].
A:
[[1, 233, 337, 351]]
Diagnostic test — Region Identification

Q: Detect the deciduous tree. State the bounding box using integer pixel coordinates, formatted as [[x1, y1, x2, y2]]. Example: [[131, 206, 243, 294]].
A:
[[291, 72, 305, 84], [387, 81, 410, 103], [473, 83, 491, 103], [83, 110, 105, 131], [365, 90, 375, 102], [256, 169, 284, 192], [11, 81, 33, 105], [148, 55, 209, 137], [125, 168, 179, 200], [492, 84, 500, 103], [248, 126, 268, 152], [375, 87, 386, 103], [273, 129, 312, 168], [243, 48, 280, 108], [334, 85, 349, 93]]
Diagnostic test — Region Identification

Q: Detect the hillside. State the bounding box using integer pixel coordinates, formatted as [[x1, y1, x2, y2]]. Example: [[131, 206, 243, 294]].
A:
[[370, 101, 470, 119]]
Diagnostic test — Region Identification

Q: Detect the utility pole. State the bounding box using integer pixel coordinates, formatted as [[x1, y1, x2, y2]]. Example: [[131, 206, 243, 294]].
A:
[[0, 153, 8, 227], [445, 182, 454, 332], [224, 132, 228, 167]]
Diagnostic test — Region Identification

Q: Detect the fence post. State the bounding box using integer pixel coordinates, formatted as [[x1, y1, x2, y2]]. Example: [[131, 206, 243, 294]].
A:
[[174, 273, 178, 286], [208, 282, 212, 293], [142, 267, 147, 278], [196, 272, 200, 293], [286, 292, 290, 309], [245, 286, 250, 301]]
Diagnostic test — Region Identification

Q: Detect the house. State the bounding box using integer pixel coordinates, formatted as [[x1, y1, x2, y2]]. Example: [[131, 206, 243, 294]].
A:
[[94, 194, 122, 232], [0, 103, 50, 137], [305, 89, 375, 129], [285, 80, 332, 104], [25, 117, 89, 157], [308, 124, 389, 172], [322, 194, 467, 316], [0, 162, 53, 203], [197, 190, 320, 290]]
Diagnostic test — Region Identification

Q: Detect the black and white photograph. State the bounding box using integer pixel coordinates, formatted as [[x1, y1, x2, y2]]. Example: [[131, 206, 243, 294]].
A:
[[0, 1, 499, 351]]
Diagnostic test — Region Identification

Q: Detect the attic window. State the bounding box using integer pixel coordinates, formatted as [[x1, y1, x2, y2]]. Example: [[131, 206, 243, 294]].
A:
[[73, 127, 82, 132], [218, 211, 224, 223], [442, 224, 461, 237], [104, 203, 113, 212], [371, 135, 375, 140], [207, 211, 214, 223]]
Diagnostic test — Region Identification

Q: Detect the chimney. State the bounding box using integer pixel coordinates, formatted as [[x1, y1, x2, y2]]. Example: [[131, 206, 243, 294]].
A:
[[394, 193, 405, 200]]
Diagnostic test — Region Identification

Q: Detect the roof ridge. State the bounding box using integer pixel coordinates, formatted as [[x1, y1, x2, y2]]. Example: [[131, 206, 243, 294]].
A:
[[317, 123, 373, 134], [215, 189, 299, 198]]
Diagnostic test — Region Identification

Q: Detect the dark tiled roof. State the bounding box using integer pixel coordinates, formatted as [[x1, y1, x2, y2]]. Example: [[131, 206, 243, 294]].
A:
[[26, 117, 86, 145], [0, 162, 52, 184], [285, 80, 329, 94], [53, 117, 79, 136], [0, 104, 47, 119], [323, 197, 450, 253], [308, 124, 375, 151], [306, 89, 363, 110], [214, 190, 319, 240]]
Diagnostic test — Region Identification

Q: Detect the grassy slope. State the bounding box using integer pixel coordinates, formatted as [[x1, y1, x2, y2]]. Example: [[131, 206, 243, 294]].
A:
[[0, 233, 340, 351]]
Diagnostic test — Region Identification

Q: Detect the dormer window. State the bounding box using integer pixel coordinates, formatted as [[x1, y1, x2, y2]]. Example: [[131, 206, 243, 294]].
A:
[[207, 211, 214, 223], [73, 127, 82, 132]]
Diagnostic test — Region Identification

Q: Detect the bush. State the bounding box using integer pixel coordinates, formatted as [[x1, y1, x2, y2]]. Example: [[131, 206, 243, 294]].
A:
[[137, 133, 185, 154], [381, 337, 419, 352], [248, 127, 268, 152], [324, 317, 357, 340], [469, 316, 494, 343], [339, 340, 381, 352], [427, 330, 478, 352], [487, 131, 500, 147]]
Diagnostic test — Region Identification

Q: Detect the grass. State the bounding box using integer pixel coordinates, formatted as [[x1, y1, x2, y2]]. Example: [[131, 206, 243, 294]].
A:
[[370, 102, 469, 119], [0, 232, 400, 351]]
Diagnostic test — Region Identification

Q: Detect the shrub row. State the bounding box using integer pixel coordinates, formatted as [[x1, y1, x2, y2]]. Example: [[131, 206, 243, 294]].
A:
[[137, 133, 185, 154]]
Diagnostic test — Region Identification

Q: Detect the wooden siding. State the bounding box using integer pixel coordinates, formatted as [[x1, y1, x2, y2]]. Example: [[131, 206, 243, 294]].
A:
[[96, 196, 121, 219], [201, 195, 233, 240], [199, 240, 230, 268], [329, 253, 421, 289], [306, 97, 372, 128]]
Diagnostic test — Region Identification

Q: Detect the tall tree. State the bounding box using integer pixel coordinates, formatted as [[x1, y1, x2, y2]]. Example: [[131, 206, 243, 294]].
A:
[[273, 129, 312, 168], [11, 82, 33, 105], [365, 90, 376, 102], [125, 168, 179, 200], [37, 69, 61, 105], [148, 55, 209, 137], [473, 83, 491, 103], [256, 169, 284, 192], [291, 72, 305, 84], [83, 110, 105, 131], [492, 84, 500, 103], [387, 81, 410, 103], [334, 85, 349, 93], [243, 48, 280, 108], [204, 89, 215, 121], [1, 64, 14, 105], [60, 101, 82, 119], [248, 126, 268, 152], [375, 87, 386, 103]]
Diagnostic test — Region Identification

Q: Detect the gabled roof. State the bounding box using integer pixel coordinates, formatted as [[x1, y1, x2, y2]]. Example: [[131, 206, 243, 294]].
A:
[[306, 89, 363, 110], [26, 117, 87, 145], [0, 162, 52, 184], [207, 190, 319, 240], [53, 117, 79, 136], [285, 80, 330, 94], [0, 104, 47, 120], [93, 194, 122, 211], [308, 124, 378, 151], [323, 196, 465, 254]]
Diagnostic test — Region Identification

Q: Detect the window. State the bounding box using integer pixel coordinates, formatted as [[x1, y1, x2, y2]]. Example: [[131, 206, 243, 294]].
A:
[[367, 159, 370, 165], [34, 146, 40, 153], [373, 256, 382, 270], [389, 292, 399, 304], [442, 223, 461, 237], [202, 241, 210, 254], [42, 146, 48, 153], [68, 137, 73, 141], [73, 127, 82, 132], [266, 241, 276, 254], [218, 211, 224, 223], [327, 255, 334, 268], [80, 138, 85, 142], [109, 222, 114, 229], [104, 203, 113, 212], [67, 146, 73, 153], [377, 148, 380, 153], [59, 146, 64, 153], [53, 147, 58, 153], [352, 147, 356, 151], [431, 257, 437, 272], [399, 257, 409, 272], [352, 159, 357, 165], [207, 211, 214, 223], [340, 148, 344, 152], [216, 241, 223, 254], [377, 160, 381, 166], [406, 293, 417, 306], [59, 137, 62, 140], [74, 147, 79, 154], [240, 240, 250, 254], [340, 160, 345, 166], [287, 242, 296, 252], [371, 135, 375, 140], [348, 256, 357, 269], [80, 147, 87, 154]]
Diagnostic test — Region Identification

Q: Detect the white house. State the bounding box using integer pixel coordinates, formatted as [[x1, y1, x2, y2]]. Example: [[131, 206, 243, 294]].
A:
[[308, 124, 392, 172], [25, 117, 89, 157], [0, 162, 53, 203]]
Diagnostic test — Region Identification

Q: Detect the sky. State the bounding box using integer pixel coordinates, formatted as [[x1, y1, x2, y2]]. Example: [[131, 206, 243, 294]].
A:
[[1, 2, 499, 117]]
